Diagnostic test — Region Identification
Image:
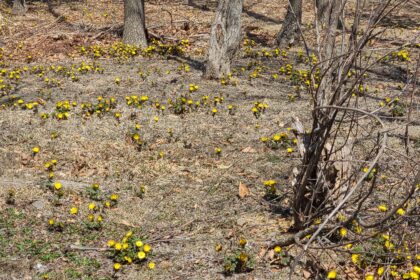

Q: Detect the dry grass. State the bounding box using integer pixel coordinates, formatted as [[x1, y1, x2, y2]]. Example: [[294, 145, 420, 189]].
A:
[[0, 0, 419, 279]]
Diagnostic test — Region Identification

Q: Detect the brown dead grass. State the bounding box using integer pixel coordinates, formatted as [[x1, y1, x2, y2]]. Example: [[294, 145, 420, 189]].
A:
[[0, 0, 419, 279]]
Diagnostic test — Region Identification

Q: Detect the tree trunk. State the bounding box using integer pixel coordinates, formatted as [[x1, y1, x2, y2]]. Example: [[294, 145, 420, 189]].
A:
[[12, 0, 26, 15], [204, 0, 243, 79], [316, 0, 344, 29], [276, 0, 302, 47], [123, 0, 147, 48]]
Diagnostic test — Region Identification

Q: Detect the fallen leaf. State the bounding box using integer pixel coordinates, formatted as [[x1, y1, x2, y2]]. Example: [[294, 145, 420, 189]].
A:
[[241, 146, 256, 153], [238, 182, 250, 199], [302, 269, 312, 279]]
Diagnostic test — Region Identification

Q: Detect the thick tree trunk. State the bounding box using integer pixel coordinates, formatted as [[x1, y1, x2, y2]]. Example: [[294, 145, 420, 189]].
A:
[[276, 0, 302, 47], [12, 0, 26, 15], [316, 0, 343, 29], [123, 0, 147, 48], [204, 0, 243, 79]]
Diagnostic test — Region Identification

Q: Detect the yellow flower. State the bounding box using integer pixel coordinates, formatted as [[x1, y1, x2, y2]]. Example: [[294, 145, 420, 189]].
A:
[[148, 262, 155, 269], [97, 215, 103, 222], [88, 202, 96, 211], [397, 208, 405, 216], [49, 218, 54, 225], [138, 251, 146, 259], [287, 148, 294, 153], [215, 147, 222, 154], [263, 180, 277, 187], [143, 244, 151, 253], [32, 146, 40, 153], [273, 134, 281, 141], [113, 263, 121, 271], [351, 254, 360, 265], [410, 272, 419, 279], [125, 231, 133, 238], [110, 194, 119, 201], [343, 243, 353, 250], [70, 207, 78, 215], [115, 243, 122, 251], [377, 266, 384, 276], [339, 228, 347, 237], [239, 238, 247, 247], [54, 182, 62, 190], [327, 270, 337, 279], [378, 205, 387, 212], [414, 266, 420, 273], [122, 243, 129, 250], [365, 274, 374, 280], [124, 256, 132, 264], [107, 240, 116, 247], [136, 240, 144, 247], [274, 246, 282, 253], [215, 244, 222, 252], [385, 240, 394, 250]]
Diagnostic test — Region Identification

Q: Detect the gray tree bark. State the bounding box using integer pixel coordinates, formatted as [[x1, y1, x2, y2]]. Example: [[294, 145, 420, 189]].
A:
[[123, 0, 147, 48], [12, 0, 26, 15], [204, 0, 243, 79], [276, 0, 302, 47]]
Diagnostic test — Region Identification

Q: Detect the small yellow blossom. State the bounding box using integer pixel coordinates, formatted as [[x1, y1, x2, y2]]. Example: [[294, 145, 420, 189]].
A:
[[378, 205, 388, 212], [365, 274, 374, 280], [107, 240, 116, 247], [351, 254, 360, 265], [115, 243, 122, 251], [136, 241, 144, 247], [378, 266, 385, 276], [88, 202, 96, 211], [148, 262, 155, 269], [113, 263, 121, 271], [327, 270, 337, 279], [54, 182, 62, 190], [143, 244, 151, 253], [396, 208, 405, 216], [32, 146, 40, 154], [274, 246, 282, 253], [138, 251, 146, 259], [70, 207, 78, 215]]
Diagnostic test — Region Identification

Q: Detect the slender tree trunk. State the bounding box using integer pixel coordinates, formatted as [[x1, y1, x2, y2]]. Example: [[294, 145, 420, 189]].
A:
[[123, 0, 147, 48], [12, 0, 26, 15], [276, 0, 302, 47], [204, 0, 243, 79]]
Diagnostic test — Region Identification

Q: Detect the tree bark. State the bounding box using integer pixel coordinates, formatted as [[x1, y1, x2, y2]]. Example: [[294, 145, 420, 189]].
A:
[[12, 0, 26, 15], [204, 0, 243, 79], [123, 0, 147, 48], [276, 0, 302, 47]]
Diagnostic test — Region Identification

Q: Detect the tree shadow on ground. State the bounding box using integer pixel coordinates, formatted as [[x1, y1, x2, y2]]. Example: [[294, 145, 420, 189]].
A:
[[243, 7, 281, 24]]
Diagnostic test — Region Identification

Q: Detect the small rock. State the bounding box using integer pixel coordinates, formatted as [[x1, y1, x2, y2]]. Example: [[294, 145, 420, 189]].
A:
[[31, 200, 46, 210], [34, 263, 47, 273]]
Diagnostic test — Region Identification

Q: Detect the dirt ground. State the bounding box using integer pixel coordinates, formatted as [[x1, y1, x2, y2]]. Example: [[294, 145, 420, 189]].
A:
[[0, 0, 419, 279]]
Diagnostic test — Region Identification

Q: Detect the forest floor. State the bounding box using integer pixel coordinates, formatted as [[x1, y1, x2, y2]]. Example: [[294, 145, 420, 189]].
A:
[[0, 0, 419, 279]]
